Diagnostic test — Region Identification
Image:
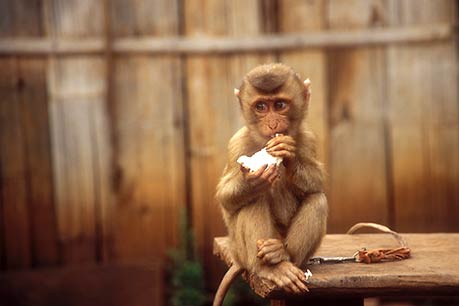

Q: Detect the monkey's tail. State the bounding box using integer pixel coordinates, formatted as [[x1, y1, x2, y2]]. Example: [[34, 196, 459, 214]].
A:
[[212, 264, 244, 306]]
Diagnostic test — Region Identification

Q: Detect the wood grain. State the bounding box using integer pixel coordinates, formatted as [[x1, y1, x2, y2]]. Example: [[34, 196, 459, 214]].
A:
[[327, 0, 389, 233], [46, 0, 108, 263], [0, 58, 31, 269], [0, 0, 48, 269], [214, 234, 459, 298], [0, 24, 453, 55], [184, 0, 275, 288], [386, 0, 459, 232], [109, 0, 185, 275], [18, 59, 59, 266]]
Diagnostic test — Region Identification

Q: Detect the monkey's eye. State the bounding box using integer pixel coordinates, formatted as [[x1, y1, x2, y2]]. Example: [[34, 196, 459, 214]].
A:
[[274, 100, 287, 111], [255, 102, 268, 112]]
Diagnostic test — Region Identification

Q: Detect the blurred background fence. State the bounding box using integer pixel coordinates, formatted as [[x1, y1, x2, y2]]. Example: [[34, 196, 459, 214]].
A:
[[0, 0, 458, 305]]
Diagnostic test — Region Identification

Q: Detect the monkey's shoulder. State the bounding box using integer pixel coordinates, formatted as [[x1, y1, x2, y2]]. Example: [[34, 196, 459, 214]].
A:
[[297, 128, 320, 159], [227, 127, 256, 157]]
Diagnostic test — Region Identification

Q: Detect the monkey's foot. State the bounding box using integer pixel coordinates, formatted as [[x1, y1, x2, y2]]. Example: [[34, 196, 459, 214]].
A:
[[256, 261, 308, 294], [257, 239, 290, 265]]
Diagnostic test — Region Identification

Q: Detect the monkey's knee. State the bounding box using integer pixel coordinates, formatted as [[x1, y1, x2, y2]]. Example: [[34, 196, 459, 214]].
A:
[[285, 193, 328, 267], [230, 202, 278, 270]]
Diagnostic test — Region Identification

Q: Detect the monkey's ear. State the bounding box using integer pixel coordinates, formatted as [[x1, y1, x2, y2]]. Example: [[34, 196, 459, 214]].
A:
[[303, 78, 311, 90], [303, 78, 311, 102], [234, 88, 240, 97]]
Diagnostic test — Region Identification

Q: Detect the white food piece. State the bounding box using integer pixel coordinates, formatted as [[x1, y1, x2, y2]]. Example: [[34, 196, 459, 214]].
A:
[[304, 269, 313, 282], [237, 148, 282, 172]]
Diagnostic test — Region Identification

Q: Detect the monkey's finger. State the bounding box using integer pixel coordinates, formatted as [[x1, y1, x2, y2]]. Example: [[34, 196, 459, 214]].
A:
[[260, 165, 277, 181], [261, 253, 282, 265], [266, 134, 295, 145], [286, 268, 308, 293], [269, 150, 295, 160], [269, 149, 295, 158], [293, 275, 309, 293], [290, 266, 308, 284], [256, 239, 265, 250], [267, 141, 295, 150], [296, 269, 307, 283], [247, 164, 268, 180], [266, 167, 280, 184], [284, 275, 302, 294], [257, 242, 283, 255], [278, 276, 295, 294], [268, 173, 280, 186], [289, 268, 309, 292], [257, 244, 283, 258], [267, 143, 295, 154], [261, 238, 283, 247], [264, 140, 281, 151], [267, 166, 278, 177], [266, 136, 296, 149]]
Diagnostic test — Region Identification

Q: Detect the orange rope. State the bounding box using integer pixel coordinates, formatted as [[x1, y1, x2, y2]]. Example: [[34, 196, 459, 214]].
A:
[[347, 223, 411, 264]]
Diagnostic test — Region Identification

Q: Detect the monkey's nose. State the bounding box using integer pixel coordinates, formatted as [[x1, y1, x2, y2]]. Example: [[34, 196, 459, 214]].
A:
[[268, 121, 278, 130]]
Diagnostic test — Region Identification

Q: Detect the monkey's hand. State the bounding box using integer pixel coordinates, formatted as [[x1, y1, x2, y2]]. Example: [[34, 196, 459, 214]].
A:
[[265, 135, 296, 161], [241, 164, 279, 192]]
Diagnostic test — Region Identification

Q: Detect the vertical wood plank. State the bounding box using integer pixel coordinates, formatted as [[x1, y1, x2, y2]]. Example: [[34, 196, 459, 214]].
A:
[[0, 58, 31, 269], [18, 59, 59, 266], [387, 0, 459, 232], [327, 0, 389, 233], [0, 189, 3, 269], [46, 0, 109, 263], [109, 1, 185, 284], [0, 0, 49, 269], [278, 0, 329, 171], [185, 0, 275, 287]]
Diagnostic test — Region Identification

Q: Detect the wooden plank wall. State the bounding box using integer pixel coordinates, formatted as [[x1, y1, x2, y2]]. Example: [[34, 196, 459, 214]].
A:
[[327, 0, 390, 232], [0, 0, 58, 269], [386, 0, 459, 233], [0, 0, 458, 305], [46, 0, 109, 264], [109, 0, 185, 268]]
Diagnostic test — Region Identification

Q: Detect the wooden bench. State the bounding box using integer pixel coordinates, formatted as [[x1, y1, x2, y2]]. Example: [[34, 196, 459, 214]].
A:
[[214, 233, 459, 305]]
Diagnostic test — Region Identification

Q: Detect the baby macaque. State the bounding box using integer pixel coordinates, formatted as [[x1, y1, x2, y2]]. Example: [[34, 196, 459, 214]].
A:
[[213, 63, 327, 305]]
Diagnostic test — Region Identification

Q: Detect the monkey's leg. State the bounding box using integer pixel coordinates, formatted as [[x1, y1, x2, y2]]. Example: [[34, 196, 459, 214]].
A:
[[230, 199, 310, 293], [230, 199, 280, 271], [285, 193, 328, 267]]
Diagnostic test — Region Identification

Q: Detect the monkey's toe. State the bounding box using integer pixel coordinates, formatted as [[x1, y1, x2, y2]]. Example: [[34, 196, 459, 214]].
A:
[[257, 261, 309, 294], [257, 238, 289, 265]]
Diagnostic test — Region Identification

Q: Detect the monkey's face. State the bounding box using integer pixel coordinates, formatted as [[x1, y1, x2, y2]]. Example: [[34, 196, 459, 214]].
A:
[[251, 97, 291, 139], [237, 63, 309, 141]]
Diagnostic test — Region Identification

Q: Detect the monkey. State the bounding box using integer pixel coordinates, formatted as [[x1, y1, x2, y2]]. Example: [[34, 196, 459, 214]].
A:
[[213, 63, 327, 305]]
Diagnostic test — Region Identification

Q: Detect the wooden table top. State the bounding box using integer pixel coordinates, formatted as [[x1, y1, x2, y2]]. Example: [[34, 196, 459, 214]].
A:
[[213, 233, 459, 298]]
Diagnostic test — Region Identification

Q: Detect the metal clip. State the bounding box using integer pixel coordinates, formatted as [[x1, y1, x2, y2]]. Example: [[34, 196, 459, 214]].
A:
[[307, 256, 357, 265]]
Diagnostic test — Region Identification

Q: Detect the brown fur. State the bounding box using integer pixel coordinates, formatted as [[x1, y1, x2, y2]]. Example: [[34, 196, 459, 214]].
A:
[[214, 63, 327, 304], [246, 63, 292, 92]]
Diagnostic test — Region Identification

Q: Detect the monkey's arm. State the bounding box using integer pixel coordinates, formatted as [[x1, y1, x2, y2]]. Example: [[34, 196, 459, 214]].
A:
[[287, 160, 324, 197], [217, 129, 273, 214], [286, 132, 325, 198], [216, 165, 260, 214]]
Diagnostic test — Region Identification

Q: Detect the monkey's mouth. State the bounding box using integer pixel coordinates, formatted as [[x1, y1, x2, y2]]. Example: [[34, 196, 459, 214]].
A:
[[270, 131, 287, 138]]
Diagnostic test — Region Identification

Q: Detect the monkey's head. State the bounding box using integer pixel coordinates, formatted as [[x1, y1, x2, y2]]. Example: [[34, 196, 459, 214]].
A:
[[235, 63, 310, 141]]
